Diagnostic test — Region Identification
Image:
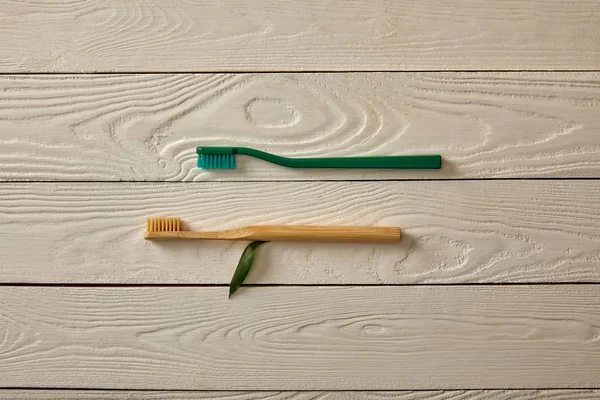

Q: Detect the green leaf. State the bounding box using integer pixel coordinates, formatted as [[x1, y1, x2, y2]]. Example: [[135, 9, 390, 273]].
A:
[[229, 241, 268, 299]]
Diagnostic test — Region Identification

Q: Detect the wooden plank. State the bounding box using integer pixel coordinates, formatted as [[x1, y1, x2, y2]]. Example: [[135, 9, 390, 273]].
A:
[[1, 1, 599, 72], [1, 73, 599, 181], [2, 180, 599, 284], [1, 286, 599, 389], [2, 390, 600, 399]]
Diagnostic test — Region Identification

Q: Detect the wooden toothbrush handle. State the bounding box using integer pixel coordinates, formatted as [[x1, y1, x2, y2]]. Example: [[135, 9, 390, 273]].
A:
[[244, 225, 401, 243]]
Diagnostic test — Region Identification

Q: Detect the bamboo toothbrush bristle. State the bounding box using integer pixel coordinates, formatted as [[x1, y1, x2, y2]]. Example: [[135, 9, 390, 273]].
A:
[[146, 217, 181, 232]]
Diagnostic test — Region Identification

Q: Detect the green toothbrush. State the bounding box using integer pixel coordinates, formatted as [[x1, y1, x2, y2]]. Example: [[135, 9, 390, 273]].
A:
[[196, 146, 441, 169]]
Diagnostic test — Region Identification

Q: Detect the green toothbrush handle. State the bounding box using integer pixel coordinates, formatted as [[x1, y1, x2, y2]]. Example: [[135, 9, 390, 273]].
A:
[[237, 148, 441, 169]]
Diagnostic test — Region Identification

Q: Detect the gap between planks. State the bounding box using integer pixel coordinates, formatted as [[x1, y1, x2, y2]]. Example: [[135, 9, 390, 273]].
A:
[[4, 70, 600, 74], [7, 177, 600, 183], [1, 389, 600, 399], [2, 283, 600, 288]]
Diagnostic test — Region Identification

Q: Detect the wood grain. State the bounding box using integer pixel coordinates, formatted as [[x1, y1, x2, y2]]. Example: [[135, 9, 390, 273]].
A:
[[1, 0, 599, 72], [1, 286, 600, 389], [2, 390, 600, 399], [1, 73, 600, 181], [1, 180, 599, 284]]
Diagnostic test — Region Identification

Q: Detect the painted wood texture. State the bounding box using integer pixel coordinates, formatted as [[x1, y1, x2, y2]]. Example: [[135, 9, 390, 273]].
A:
[[1, 1, 600, 72], [1, 73, 600, 181], [1, 286, 600, 389], [2, 390, 600, 400], [1, 180, 599, 284]]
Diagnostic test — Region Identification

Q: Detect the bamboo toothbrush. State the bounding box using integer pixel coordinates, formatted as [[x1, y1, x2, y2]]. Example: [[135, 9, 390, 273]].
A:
[[145, 217, 401, 243], [197, 146, 441, 169]]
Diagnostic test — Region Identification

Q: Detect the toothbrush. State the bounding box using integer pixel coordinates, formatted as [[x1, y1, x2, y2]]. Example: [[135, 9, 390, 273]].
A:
[[145, 217, 401, 243], [197, 146, 441, 169]]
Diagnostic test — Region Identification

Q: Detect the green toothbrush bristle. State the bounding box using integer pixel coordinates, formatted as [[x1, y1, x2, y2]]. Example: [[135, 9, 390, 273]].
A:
[[197, 154, 236, 169]]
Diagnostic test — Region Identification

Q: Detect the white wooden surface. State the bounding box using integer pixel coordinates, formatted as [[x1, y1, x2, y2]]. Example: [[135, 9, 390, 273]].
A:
[[1, 180, 598, 284], [2, 0, 600, 397], [1, 0, 600, 72], [2, 390, 600, 400], [1, 73, 599, 181], [1, 286, 599, 389]]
